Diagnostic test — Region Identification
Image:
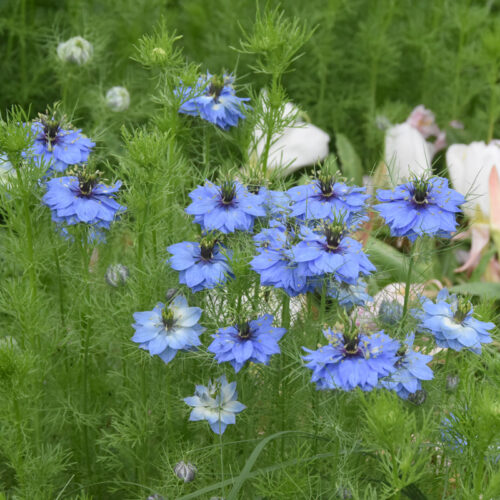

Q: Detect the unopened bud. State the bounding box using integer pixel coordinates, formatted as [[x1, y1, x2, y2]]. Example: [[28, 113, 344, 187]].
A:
[[57, 36, 93, 65], [446, 374, 459, 391], [106, 86, 130, 112], [105, 264, 129, 287], [174, 461, 197, 483]]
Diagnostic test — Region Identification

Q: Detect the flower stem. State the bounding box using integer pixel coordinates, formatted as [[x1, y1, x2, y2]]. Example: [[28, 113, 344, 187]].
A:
[[402, 250, 415, 322], [78, 226, 93, 479], [219, 428, 225, 497], [280, 294, 290, 458]]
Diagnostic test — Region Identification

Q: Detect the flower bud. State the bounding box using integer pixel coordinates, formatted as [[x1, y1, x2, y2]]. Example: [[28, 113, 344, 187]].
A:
[[174, 461, 197, 483], [105, 264, 129, 287], [446, 374, 459, 391], [147, 495, 164, 500], [57, 36, 93, 65], [378, 299, 403, 325], [106, 86, 130, 112]]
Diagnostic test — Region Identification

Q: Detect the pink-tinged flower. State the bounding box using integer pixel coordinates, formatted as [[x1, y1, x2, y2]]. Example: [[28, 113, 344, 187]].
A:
[[407, 105, 441, 140], [384, 105, 446, 185], [447, 142, 500, 275]]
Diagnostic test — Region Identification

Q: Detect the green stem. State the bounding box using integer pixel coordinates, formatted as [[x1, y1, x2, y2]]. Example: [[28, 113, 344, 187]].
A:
[[78, 227, 92, 479], [280, 295, 291, 458], [402, 251, 415, 322], [219, 429, 225, 498]]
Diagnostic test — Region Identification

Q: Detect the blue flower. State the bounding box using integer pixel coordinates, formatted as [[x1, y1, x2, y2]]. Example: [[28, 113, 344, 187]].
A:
[[303, 329, 400, 391], [414, 288, 494, 353], [131, 295, 205, 364], [380, 333, 433, 399], [376, 176, 465, 240], [326, 280, 372, 311], [186, 180, 266, 234], [184, 375, 246, 434], [42, 169, 125, 228], [208, 314, 286, 372], [251, 221, 311, 296], [28, 117, 94, 173], [167, 236, 234, 292], [252, 186, 291, 217], [292, 222, 376, 284], [178, 73, 249, 130], [287, 174, 368, 227]]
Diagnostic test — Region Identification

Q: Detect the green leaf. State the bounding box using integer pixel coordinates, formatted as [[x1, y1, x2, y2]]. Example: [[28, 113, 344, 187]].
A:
[[450, 282, 500, 299], [335, 133, 363, 184]]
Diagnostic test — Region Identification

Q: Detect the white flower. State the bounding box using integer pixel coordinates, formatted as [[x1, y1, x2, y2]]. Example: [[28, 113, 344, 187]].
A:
[[446, 140, 500, 218], [105, 86, 130, 112], [0, 153, 15, 186], [385, 123, 434, 183], [57, 36, 93, 65], [251, 100, 330, 175], [384, 105, 446, 185]]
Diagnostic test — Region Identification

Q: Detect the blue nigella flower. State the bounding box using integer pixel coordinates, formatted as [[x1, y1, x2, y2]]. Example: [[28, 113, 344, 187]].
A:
[[414, 288, 494, 353], [376, 176, 465, 241], [28, 115, 94, 173], [167, 236, 234, 292], [287, 173, 368, 227], [184, 375, 246, 434], [178, 73, 249, 130], [380, 333, 434, 399], [131, 295, 205, 364], [326, 279, 372, 311], [207, 314, 286, 372], [42, 168, 125, 228], [186, 180, 266, 234], [251, 220, 311, 296], [302, 328, 400, 391], [251, 185, 291, 217], [292, 221, 376, 284]]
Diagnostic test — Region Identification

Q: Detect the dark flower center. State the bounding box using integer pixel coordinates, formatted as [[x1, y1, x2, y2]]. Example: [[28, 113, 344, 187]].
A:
[[220, 181, 237, 205], [246, 183, 261, 194], [324, 222, 345, 250], [162, 307, 176, 329], [237, 322, 252, 340], [343, 334, 361, 356], [453, 297, 471, 323], [200, 236, 217, 261], [207, 75, 225, 101], [77, 170, 99, 196], [412, 179, 429, 205], [317, 174, 335, 198], [42, 118, 61, 150]]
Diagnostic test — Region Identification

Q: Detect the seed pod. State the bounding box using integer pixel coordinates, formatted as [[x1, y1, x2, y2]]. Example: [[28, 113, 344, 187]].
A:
[[105, 264, 129, 287], [174, 461, 197, 483]]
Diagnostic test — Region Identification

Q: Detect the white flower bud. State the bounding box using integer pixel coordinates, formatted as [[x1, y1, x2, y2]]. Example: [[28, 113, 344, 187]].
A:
[[105, 264, 129, 287], [106, 86, 130, 112], [174, 461, 197, 483], [57, 36, 93, 65]]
